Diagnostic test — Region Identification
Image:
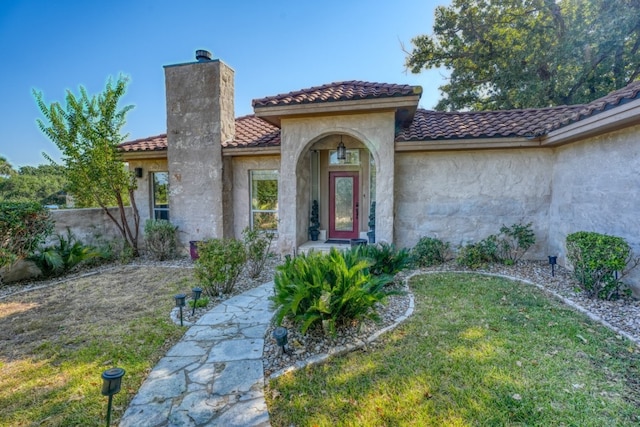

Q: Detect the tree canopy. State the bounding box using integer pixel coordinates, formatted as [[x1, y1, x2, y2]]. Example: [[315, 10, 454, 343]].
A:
[[406, 0, 640, 111], [34, 76, 141, 255], [0, 163, 68, 206]]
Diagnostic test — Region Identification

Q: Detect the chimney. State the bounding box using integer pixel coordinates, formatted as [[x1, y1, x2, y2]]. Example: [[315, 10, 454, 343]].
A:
[[164, 50, 235, 245]]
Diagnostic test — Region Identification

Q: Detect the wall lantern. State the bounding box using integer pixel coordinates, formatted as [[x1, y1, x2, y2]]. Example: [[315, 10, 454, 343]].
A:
[[191, 287, 203, 315], [134, 167, 143, 178], [548, 256, 557, 277], [174, 293, 186, 326], [101, 367, 125, 426], [336, 136, 346, 161], [272, 326, 290, 355]]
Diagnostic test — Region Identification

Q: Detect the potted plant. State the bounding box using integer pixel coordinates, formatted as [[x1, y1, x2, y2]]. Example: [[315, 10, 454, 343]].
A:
[[309, 200, 320, 241], [367, 201, 376, 243]]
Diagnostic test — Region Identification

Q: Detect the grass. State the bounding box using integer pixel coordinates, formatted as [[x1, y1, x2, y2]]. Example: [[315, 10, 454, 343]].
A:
[[0, 266, 195, 426], [266, 273, 640, 426]]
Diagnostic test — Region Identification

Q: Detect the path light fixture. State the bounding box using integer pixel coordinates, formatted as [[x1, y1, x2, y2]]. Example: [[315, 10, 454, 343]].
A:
[[548, 256, 558, 277], [174, 293, 186, 326], [273, 326, 290, 355], [192, 287, 203, 316], [101, 367, 125, 427], [336, 135, 346, 161]]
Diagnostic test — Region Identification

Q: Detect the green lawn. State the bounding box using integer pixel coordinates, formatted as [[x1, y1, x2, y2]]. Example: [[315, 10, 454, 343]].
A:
[[266, 273, 640, 426]]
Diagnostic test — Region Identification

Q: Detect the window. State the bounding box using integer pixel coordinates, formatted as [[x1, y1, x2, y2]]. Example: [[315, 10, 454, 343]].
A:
[[152, 172, 169, 220], [329, 149, 360, 165], [250, 170, 278, 231]]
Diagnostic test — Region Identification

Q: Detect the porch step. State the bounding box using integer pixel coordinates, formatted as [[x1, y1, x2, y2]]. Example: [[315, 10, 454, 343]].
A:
[[297, 240, 350, 255]]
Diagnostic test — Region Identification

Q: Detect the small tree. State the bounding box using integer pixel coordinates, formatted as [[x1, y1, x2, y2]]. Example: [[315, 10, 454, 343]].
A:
[[34, 76, 141, 256]]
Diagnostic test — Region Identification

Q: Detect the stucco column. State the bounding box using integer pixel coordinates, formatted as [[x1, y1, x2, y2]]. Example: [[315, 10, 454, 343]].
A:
[[164, 53, 235, 247]]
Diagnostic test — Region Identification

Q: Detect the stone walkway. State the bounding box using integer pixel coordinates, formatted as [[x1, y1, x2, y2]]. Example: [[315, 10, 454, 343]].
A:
[[120, 282, 275, 427]]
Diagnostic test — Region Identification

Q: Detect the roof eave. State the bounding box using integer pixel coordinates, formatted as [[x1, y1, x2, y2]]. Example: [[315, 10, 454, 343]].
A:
[[542, 97, 640, 146], [254, 95, 421, 126], [120, 150, 168, 161], [395, 136, 543, 152]]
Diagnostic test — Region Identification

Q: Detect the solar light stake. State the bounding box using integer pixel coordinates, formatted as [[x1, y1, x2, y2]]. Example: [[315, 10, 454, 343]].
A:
[[548, 256, 558, 277], [101, 367, 125, 427], [174, 293, 186, 326], [192, 287, 203, 316], [272, 327, 290, 355]]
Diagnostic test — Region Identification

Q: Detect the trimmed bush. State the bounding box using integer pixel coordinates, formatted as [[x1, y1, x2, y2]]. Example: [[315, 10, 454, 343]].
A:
[[194, 238, 246, 297], [242, 227, 274, 278], [144, 219, 178, 261], [566, 231, 637, 300], [456, 235, 501, 269], [411, 236, 451, 267], [0, 202, 53, 269], [271, 248, 397, 336]]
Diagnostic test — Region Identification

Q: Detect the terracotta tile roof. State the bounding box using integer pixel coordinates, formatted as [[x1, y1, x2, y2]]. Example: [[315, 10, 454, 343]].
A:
[[119, 134, 168, 152], [223, 115, 280, 148], [252, 81, 420, 108], [398, 79, 640, 141], [118, 116, 280, 153], [396, 106, 584, 141]]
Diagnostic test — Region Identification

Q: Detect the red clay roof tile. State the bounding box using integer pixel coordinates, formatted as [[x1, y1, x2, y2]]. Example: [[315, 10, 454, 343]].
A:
[[252, 81, 420, 108], [119, 134, 168, 152]]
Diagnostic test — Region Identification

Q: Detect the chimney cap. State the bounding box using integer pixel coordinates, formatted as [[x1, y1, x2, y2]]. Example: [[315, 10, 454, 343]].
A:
[[195, 49, 212, 62]]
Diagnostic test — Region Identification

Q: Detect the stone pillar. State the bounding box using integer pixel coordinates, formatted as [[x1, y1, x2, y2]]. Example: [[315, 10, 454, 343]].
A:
[[164, 51, 235, 247]]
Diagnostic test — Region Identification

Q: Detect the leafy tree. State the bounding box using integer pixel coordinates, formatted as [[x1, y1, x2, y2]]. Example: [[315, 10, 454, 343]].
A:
[[406, 0, 640, 111], [0, 156, 15, 177], [0, 202, 53, 269], [0, 164, 68, 205], [34, 76, 141, 255]]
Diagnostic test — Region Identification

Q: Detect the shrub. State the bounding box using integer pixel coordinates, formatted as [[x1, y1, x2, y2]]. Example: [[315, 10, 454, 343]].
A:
[[354, 242, 410, 277], [0, 202, 53, 269], [30, 229, 101, 277], [566, 231, 637, 300], [271, 248, 397, 336], [242, 227, 274, 278], [144, 219, 178, 261], [411, 236, 451, 267], [499, 222, 535, 264], [456, 235, 501, 269], [194, 238, 246, 297]]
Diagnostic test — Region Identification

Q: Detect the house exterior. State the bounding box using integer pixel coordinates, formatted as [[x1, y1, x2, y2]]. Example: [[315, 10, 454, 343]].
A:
[[119, 50, 640, 296]]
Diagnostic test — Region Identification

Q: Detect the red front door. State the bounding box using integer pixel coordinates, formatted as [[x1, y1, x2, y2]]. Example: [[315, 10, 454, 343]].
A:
[[329, 172, 359, 239]]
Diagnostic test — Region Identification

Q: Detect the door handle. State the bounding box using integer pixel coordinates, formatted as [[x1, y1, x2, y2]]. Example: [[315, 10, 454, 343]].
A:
[[356, 203, 359, 220]]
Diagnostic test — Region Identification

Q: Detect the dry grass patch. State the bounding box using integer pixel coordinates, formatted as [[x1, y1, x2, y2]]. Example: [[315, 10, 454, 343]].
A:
[[0, 265, 195, 426]]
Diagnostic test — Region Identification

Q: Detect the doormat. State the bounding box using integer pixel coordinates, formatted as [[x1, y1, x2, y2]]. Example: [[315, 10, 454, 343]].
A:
[[325, 239, 350, 244]]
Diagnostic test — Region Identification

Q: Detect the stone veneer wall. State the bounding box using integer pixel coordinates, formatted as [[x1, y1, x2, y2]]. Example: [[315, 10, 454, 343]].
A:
[[164, 58, 235, 250], [548, 124, 640, 296], [394, 148, 555, 258]]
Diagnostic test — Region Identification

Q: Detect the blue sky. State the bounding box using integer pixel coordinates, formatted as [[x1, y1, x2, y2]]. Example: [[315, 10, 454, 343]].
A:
[[0, 0, 449, 167]]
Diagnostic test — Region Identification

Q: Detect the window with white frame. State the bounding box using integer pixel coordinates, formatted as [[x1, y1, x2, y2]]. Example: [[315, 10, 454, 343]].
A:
[[152, 172, 169, 220], [250, 170, 278, 231]]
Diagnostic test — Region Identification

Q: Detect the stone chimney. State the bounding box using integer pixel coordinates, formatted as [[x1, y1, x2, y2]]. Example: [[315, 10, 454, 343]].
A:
[[164, 50, 235, 246]]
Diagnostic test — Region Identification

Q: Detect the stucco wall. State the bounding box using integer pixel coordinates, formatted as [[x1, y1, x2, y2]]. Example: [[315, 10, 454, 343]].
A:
[[231, 155, 280, 239], [51, 207, 136, 246], [549, 125, 640, 294], [127, 158, 169, 222], [394, 148, 554, 257]]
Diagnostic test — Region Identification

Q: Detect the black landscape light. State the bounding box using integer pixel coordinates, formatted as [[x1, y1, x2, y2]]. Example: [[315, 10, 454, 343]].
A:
[[548, 256, 558, 277], [101, 367, 125, 427], [192, 287, 203, 315], [273, 326, 290, 355], [174, 293, 186, 326]]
